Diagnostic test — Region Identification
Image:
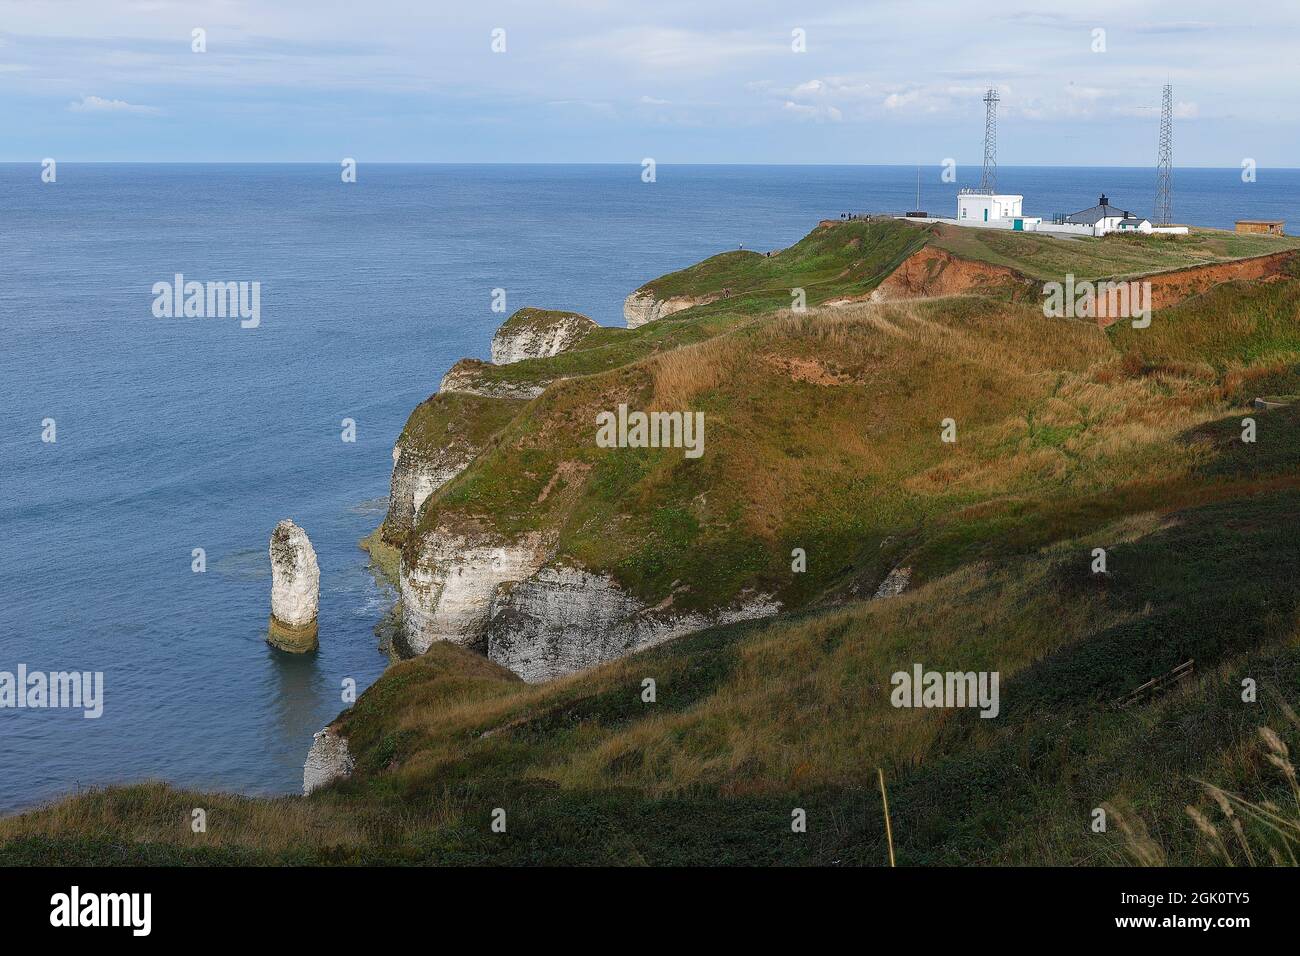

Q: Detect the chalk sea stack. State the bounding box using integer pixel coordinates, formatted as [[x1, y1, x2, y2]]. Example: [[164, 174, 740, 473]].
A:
[[268, 519, 320, 652]]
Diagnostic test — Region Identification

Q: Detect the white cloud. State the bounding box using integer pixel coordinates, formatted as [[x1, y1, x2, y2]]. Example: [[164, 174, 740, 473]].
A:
[[68, 94, 159, 114], [883, 89, 922, 111], [782, 101, 842, 122], [567, 27, 777, 72], [786, 76, 872, 100]]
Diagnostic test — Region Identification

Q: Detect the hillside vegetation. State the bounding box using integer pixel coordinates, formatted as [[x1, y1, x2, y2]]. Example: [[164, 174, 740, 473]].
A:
[[5, 219, 1300, 866], [413, 225, 1300, 613]]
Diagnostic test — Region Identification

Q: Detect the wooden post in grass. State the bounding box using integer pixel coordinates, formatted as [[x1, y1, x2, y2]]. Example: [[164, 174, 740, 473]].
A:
[[878, 767, 896, 867]]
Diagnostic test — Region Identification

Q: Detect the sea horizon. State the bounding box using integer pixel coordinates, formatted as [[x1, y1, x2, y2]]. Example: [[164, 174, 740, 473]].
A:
[[6, 160, 1299, 169]]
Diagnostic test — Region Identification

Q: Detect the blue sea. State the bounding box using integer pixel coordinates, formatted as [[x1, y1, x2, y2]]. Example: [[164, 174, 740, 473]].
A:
[[2, 163, 1298, 814]]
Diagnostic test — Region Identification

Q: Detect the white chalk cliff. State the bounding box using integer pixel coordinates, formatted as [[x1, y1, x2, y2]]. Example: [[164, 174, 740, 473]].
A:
[[623, 290, 716, 329], [487, 565, 780, 683], [491, 309, 597, 365], [438, 360, 547, 400], [386, 441, 476, 541], [399, 524, 550, 654]]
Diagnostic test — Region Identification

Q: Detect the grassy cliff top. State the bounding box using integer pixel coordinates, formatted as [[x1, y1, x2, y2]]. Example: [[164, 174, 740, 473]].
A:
[[633, 218, 929, 302], [930, 222, 1300, 282], [439, 220, 934, 399], [398, 391, 526, 453], [495, 307, 597, 334], [634, 219, 1300, 303]]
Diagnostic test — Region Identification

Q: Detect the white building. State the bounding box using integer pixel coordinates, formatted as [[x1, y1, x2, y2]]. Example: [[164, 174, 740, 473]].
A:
[[951, 189, 1042, 231], [1058, 195, 1150, 236], [957, 190, 1022, 224], [1116, 216, 1154, 234]]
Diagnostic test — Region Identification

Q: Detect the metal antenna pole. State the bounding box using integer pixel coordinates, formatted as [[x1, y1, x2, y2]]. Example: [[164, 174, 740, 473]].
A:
[[980, 88, 999, 193], [1155, 84, 1173, 226]]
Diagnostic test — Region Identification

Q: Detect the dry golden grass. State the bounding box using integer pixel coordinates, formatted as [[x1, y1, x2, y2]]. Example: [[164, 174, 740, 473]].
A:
[[539, 546, 1136, 795], [1218, 351, 1300, 402], [0, 782, 374, 854], [649, 334, 734, 410], [624, 292, 1285, 599], [704, 298, 1227, 518]]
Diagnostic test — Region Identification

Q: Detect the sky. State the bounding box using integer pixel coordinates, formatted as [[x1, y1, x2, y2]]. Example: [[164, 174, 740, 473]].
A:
[[1, 0, 1298, 166]]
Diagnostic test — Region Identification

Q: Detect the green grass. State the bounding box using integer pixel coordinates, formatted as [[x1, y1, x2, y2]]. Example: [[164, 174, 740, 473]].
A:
[[932, 223, 1300, 282], [636, 218, 930, 302], [423, 244, 1300, 620], [450, 310, 740, 391], [1110, 261, 1300, 368], [422, 274, 1279, 611], [494, 307, 595, 336], [398, 391, 525, 453]]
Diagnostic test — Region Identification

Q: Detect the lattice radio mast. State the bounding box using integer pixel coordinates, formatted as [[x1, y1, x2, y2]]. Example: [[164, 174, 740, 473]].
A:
[[1155, 84, 1173, 226], [979, 88, 1000, 194]]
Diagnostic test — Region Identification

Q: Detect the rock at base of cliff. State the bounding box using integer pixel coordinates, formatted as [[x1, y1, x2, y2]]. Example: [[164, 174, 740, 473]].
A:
[[358, 525, 402, 585], [303, 727, 353, 795], [267, 614, 320, 653]]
